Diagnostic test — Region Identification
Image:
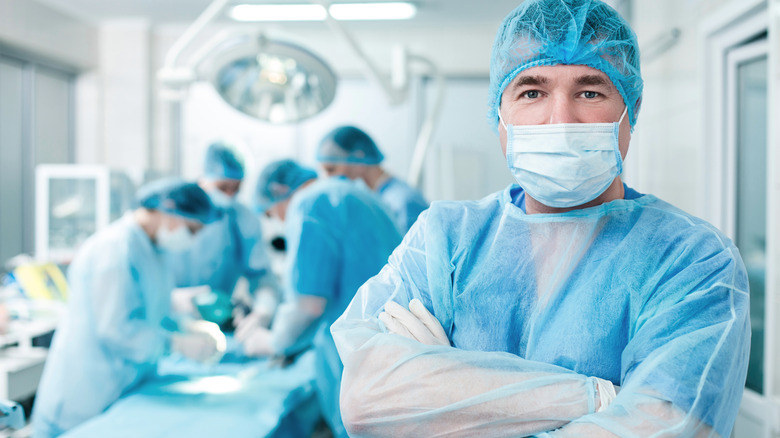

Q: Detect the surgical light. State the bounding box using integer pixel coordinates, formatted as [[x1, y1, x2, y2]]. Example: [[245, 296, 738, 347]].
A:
[[229, 2, 417, 22]]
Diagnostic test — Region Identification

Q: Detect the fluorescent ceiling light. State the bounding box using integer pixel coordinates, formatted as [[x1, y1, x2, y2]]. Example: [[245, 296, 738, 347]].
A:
[[229, 2, 417, 22], [330, 3, 416, 20]]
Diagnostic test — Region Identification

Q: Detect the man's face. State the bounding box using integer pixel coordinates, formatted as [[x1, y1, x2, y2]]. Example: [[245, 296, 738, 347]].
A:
[[320, 162, 365, 180], [498, 65, 632, 159]]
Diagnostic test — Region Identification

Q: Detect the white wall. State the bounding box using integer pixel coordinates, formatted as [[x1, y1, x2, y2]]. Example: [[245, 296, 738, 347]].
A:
[[98, 20, 153, 174], [0, 0, 97, 69], [630, 0, 735, 218]]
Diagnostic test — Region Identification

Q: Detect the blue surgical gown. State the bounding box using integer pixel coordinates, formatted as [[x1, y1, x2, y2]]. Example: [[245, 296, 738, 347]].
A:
[[32, 214, 174, 438], [174, 202, 273, 294], [284, 177, 401, 437], [332, 184, 750, 437], [377, 176, 428, 233]]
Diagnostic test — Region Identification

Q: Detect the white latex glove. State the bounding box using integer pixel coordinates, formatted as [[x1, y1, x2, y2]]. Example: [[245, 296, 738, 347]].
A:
[[595, 377, 618, 412], [233, 287, 278, 329], [171, 332, 219, 362], [379, 299, 450, 346], [235, 324, 275, 357]]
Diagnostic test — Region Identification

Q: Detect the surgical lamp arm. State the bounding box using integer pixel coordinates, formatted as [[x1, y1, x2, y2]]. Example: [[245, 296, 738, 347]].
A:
[[407, 54, 445, 189], [163, 0, 232, 70], [315, 0, 443, 189], [315, 0, 407, 105]]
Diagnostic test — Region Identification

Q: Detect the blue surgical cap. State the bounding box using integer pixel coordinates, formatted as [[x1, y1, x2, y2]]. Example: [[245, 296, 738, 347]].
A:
[[203, 142, 245, 180], [255, 160, 317, 212], [137, 178, 219, 224], [316, 126, 384, 165], [488, 0, 643, 129]]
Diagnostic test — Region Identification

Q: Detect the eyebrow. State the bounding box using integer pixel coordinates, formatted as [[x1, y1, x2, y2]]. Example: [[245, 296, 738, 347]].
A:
[[512, 75, 548, 88], [575, 74, 610, 87]]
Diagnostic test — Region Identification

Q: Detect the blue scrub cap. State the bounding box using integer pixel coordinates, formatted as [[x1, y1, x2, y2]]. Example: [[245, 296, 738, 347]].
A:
[[203, 142, 245, 180], [488, 0, 643, 129], [136, 178, 220, 224], [316, 126, 384, 165], [255, 159, 317, 212]]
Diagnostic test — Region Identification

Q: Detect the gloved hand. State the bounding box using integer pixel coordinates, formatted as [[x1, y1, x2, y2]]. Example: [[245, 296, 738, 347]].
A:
[[235, 323, 275, 357], [232, 287, 278, 329], [171, 332, 219, 363], [379, 299, 450, 346]]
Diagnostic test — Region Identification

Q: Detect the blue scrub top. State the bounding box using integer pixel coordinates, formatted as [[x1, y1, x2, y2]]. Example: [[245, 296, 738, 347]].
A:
[[284, 176, 402, 437], [377, 176, 428, 234], [285, 176, 402, 324]]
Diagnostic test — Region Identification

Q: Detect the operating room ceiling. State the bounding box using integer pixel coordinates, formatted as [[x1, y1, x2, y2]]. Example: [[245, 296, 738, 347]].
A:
[[31, 0, 535, 27]]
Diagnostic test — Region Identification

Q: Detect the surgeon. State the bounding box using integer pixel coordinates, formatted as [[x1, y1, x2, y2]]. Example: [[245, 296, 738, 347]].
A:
[[331, 1, 751, 437], [316, 125, 428, 233], [175, 142, 278, 328], [33, 179, 223, 438], [235, 159, 401, 437]]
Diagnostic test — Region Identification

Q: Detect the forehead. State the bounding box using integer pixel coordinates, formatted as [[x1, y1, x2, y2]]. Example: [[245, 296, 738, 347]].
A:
[[509, 64, 616, 89], [184, 218, 202, 227], [214, 178, 240, 185], [322, 162, 351, 170]]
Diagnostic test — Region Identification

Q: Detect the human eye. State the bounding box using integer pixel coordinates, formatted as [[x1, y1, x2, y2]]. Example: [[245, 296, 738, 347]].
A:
[[582, 90, 600, 99], [520, 90, 541, 99]]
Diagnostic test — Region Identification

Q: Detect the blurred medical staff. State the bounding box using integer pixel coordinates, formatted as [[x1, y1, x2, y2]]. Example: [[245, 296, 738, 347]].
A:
[[235, 160, 401, 438], [174, 142, 279, 326], [316, 126, 428, 233], [33, 179, 222, 438], [332, 0, 750, 436]]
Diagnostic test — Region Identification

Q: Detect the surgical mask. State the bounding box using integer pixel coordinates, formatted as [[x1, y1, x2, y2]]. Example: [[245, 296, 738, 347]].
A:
[[500, 106, 627, 208], [351, 176, 371, 192], [156, 223, 195, 253], [208, 189, 235, 208]]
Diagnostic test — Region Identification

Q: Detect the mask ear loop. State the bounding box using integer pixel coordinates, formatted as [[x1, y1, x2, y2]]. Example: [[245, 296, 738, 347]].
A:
[[618, 105, 628, 125], [498, 109, 508, 131]]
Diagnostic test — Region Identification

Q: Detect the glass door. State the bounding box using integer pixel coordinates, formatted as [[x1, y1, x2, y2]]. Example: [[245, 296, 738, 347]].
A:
[[726, 39, 768, 395]]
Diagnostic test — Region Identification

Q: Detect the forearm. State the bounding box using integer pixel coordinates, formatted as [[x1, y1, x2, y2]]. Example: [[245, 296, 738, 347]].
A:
[[537, 393, 716, 438], [336, 321, 598, 437], [270, 296, 325, 354], [98, 319, 170, 363]]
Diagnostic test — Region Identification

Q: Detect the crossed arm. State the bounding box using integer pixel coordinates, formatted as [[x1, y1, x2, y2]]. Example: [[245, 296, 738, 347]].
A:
[[334, 295, 616, 437], [332, 245, 744, 437]]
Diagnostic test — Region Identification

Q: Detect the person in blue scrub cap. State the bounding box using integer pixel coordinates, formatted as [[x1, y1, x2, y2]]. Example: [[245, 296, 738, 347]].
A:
[[174, 142, 279, 329], [332, 1, 750, 437], [235, 159, 401, 438], [316, 125, 428, 233], [32, 179, 224, 438]]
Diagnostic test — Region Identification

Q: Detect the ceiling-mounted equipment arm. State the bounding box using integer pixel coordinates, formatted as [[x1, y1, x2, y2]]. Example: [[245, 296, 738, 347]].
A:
[[407, 53, 445, 189], [164, 0, 232, 68], [315, 0, 408, 105], [158, 0, 231, 95], [313, 0, 444, 189]]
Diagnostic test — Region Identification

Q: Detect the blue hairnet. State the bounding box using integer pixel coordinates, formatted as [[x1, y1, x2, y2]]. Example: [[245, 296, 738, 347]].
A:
[[204, 142, 245, 180], [136, 178, 219, 224], [316, 126, 384, 165], [255, 160, 317, 212], [488, 0, 643, 128]]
